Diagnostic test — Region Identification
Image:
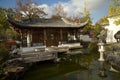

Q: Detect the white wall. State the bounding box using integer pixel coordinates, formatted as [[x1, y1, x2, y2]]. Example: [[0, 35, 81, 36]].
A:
[[105, 17, 120, 43]]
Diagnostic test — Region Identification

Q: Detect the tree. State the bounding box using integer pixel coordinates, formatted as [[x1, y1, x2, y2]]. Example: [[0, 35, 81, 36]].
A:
[[108, 5, 115, 16], [108, 0, 120, 16], [51, 3, 67, 19], [93, 24, 105, 37], [96, 16, 109, 25], [81, 2, 94, 35], [108, 0, 120, 25], [0, 44, 9, 64], [0, 7, 18, 40], [0, 7, 11, 40], [6, 27, 19, 39], [15, 0, 47, 21], [93, 16, 108, 38], [0, 8, 10, 31]]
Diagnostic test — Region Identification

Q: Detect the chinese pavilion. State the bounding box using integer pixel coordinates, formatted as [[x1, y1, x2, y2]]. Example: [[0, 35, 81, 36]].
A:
[[7, 15, 88, 47]]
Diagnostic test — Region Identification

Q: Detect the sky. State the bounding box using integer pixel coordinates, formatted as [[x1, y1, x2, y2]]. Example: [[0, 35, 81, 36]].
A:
[[0, 0, 111, 24]]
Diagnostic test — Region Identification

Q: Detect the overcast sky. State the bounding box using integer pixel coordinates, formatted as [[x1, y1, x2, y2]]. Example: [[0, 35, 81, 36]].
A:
[[0, 0, 111, 24]]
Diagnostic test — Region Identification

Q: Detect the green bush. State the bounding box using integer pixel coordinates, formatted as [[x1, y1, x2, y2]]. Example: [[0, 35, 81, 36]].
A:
[[104, 43, 120, 51], [0, 44, 10, 64], [104, 44, 113, 51], [88, 40, 98, 53]]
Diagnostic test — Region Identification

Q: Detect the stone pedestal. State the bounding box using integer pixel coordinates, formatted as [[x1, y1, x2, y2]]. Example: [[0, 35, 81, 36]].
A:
[[98, 41, 105, 61], [98, 61, 107, 77], [98, 51, 104, 61]]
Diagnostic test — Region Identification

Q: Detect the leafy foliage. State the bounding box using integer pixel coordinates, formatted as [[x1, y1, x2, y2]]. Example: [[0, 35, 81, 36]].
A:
[[51, 3, 67, 19], [108, 0, 120, 25], [93, 17, 108, 37], [96, 17, 109, 25], [0, 8, 9, 31], [108, 0, 120, 16], [81, 8, 94, 35], [114, 19, 120, 25], [93, 24, 105, 37], [88, 39, 99, 53], [14, 0, 47, 21], [0, 7, 18, 40], [0, 44, 9, 64], [6, 27, 19, 39]]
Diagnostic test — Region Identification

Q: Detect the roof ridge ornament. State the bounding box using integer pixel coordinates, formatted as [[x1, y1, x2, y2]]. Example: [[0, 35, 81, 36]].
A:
[[61, 17, 89, 26]]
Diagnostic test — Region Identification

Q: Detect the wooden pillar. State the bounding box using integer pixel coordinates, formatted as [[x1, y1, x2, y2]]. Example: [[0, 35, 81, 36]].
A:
[[77, 29, 80, 41], [60, 29, 63, 44], [20, 30, 23, 47], [44, 29, 46, 46], [27, 31, 31, 47], [76, 29, 79, 41], [30, 30, 33, 45], [73, 29, 76, 40]]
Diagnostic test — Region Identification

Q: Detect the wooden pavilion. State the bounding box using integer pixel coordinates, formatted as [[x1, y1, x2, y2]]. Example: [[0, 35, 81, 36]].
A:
[[7, 15, 88, 47]]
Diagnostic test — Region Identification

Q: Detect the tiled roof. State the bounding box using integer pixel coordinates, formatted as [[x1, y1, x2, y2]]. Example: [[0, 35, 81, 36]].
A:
[[7, 15, 88, 28]]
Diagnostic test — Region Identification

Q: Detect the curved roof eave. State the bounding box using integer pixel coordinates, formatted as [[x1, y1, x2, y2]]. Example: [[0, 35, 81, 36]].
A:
[[7, 14, 89, 29]]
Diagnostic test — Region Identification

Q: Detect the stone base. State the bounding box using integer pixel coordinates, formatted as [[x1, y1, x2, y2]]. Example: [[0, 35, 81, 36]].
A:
[[98, 58, 105, 62], [110, 66, 119, 73]]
